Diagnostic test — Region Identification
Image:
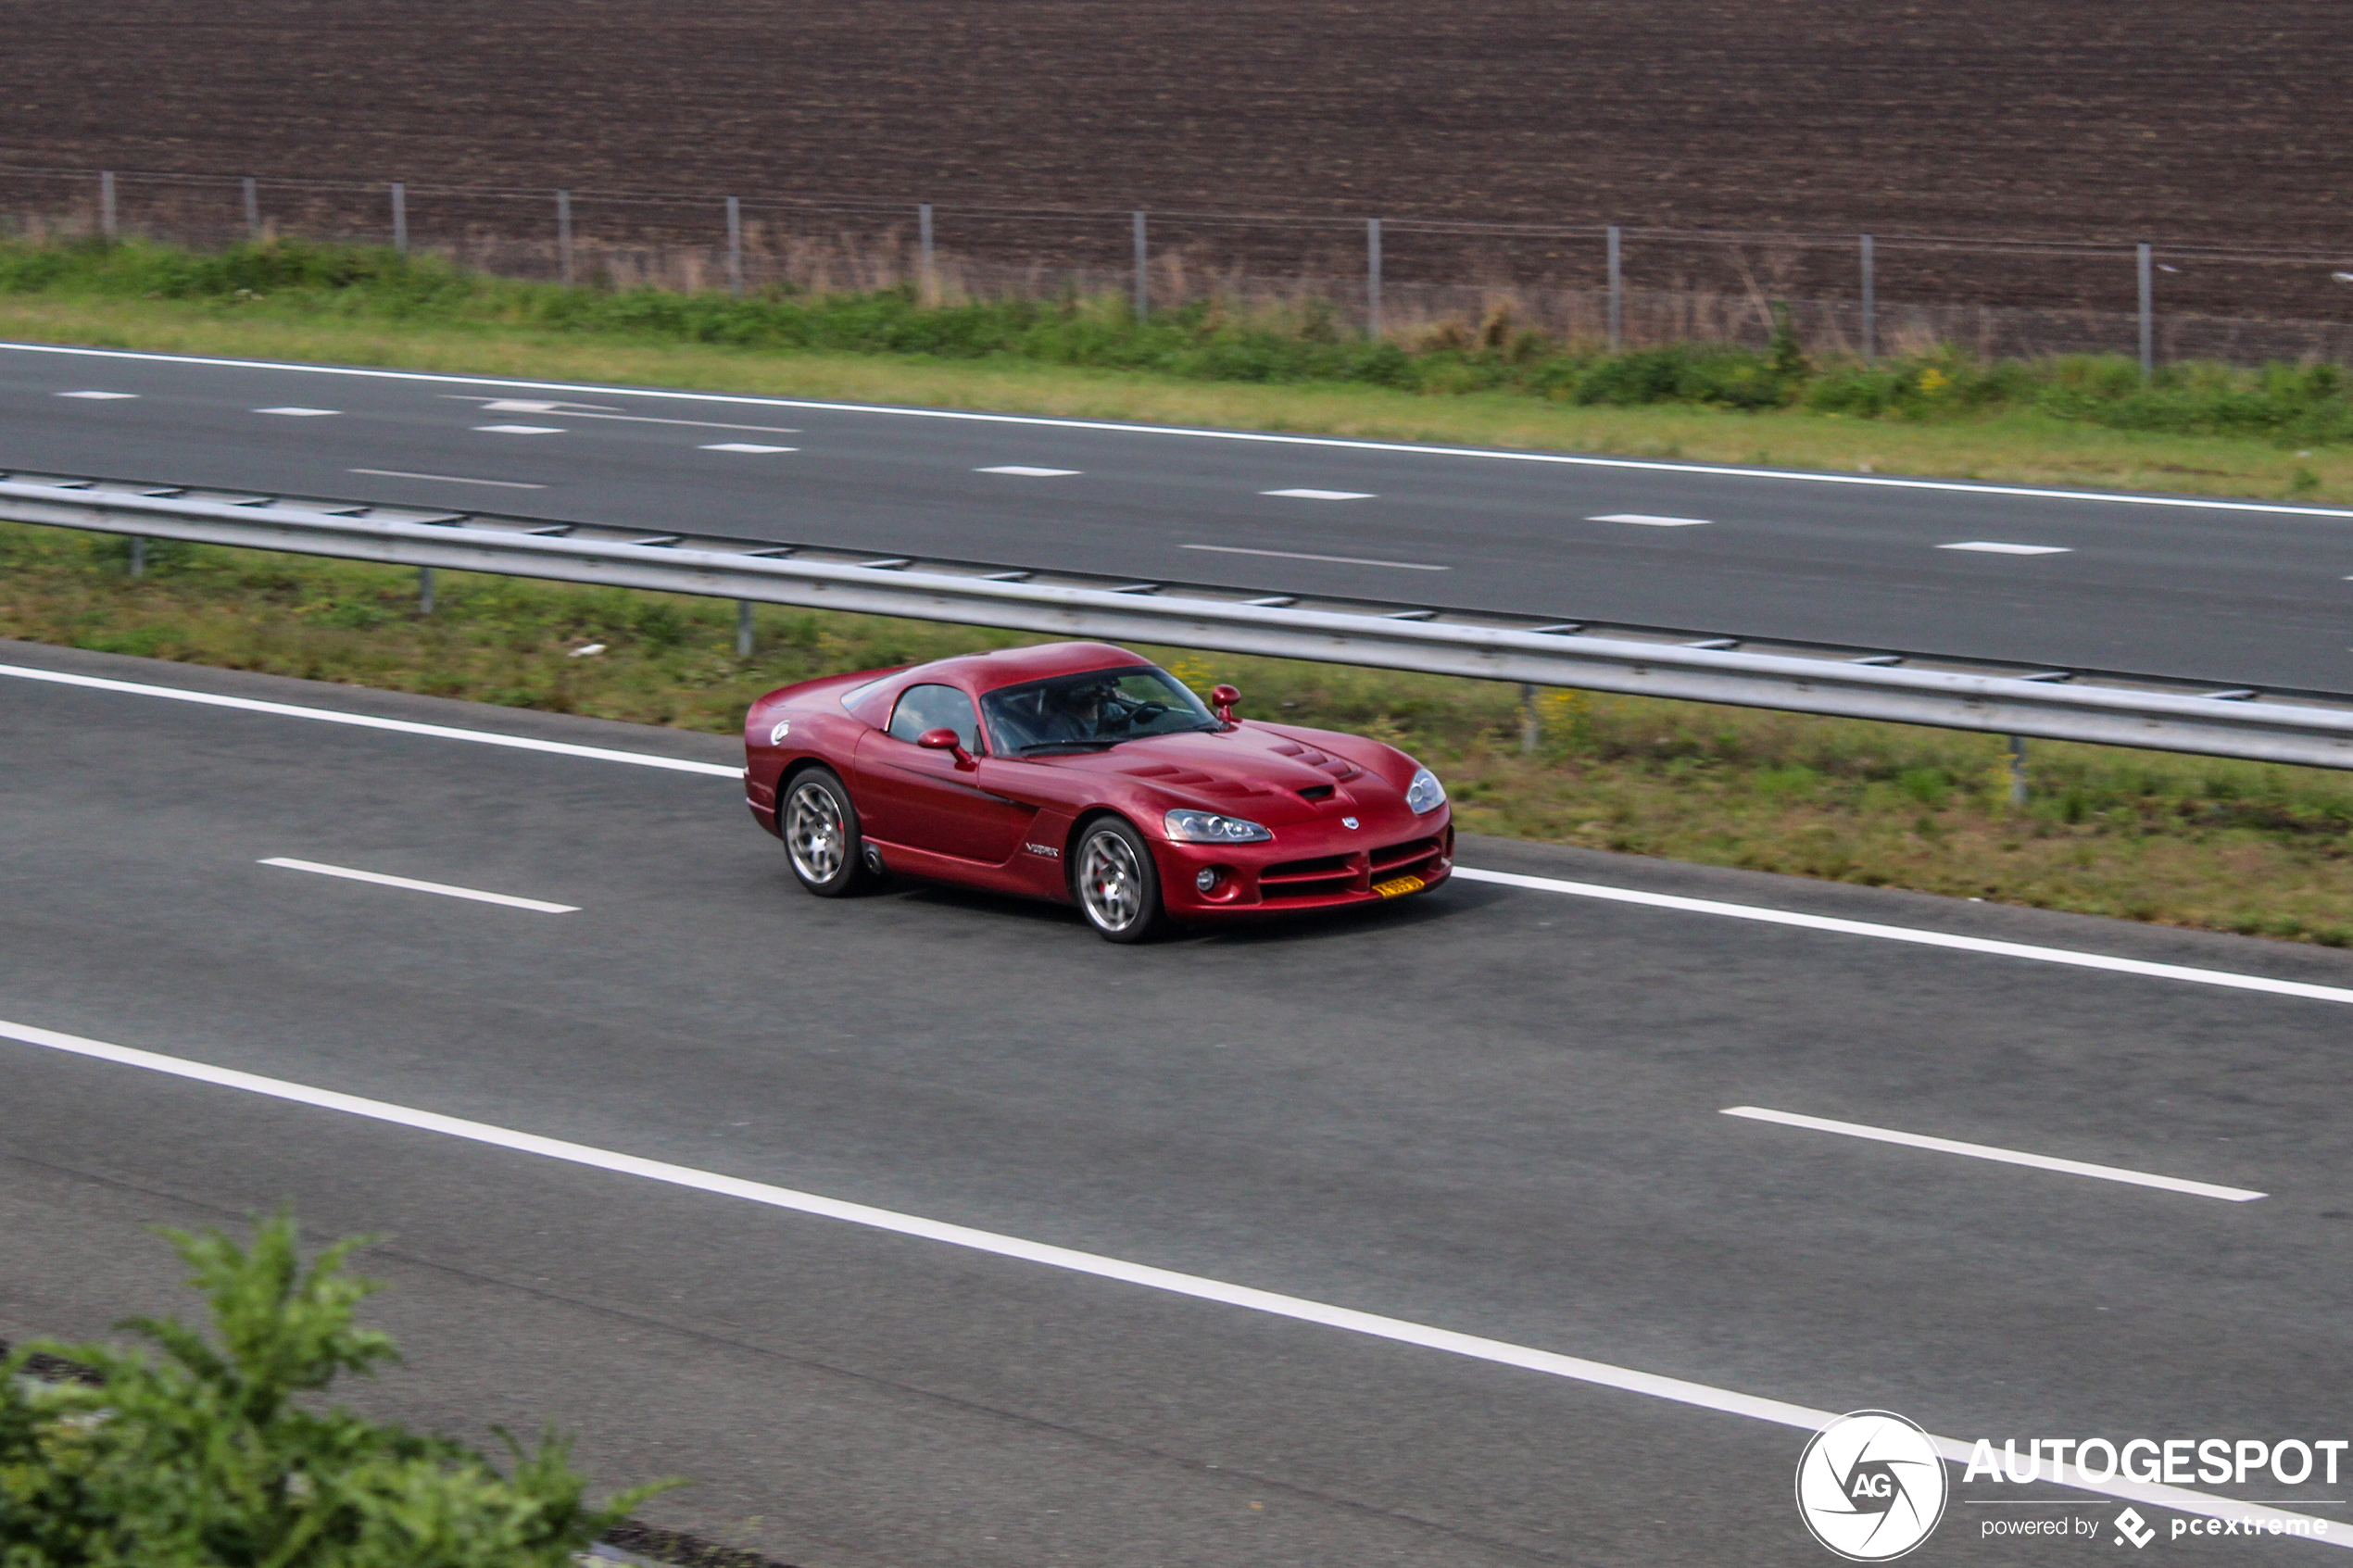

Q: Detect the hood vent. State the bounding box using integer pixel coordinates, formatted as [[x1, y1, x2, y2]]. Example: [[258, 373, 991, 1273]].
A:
[[1296, 784, 1336, 801]]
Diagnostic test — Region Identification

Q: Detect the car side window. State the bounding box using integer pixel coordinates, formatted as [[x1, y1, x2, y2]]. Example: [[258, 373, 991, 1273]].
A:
[[887, 684, 982, 752]]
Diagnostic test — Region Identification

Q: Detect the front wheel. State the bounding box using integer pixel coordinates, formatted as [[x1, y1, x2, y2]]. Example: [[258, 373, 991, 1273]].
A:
[[1073, 818, 1166, 943], [782, 768, 868, 897]]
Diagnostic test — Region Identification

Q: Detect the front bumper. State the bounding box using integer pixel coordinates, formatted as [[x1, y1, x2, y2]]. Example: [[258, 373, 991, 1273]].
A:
[[1151, 811, 1453, 918]]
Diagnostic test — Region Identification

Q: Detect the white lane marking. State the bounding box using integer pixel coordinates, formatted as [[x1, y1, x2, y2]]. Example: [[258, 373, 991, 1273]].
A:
[[1182, 544, 1449, 571], [1721, 1107, 2265, 1202], [1263, 488, 1375, 500], [1940, 541, 2073, 556], [19, 660, 2353, 1017], [459, 395, 798, 435], [1451, 866, 2353, 1009], [255, 407, 340, 417], [0, 1016, 2327, 1541], [474, 424, 564, 435], [258, 857, 578, 914], [1590, 513, 1712, 527], [57, 389, 136, 399], [0, 1020, 2324, 1542], [348, 468, 547, 489], [978, 465, 1081, 476], [0, 664, 743, 778], [13, 342, 2352, 521], [701, 443, 796, 454]]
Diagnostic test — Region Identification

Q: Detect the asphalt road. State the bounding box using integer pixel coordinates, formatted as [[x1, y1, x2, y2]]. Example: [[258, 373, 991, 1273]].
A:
[[5, 636, 2351, 1565], [6, 340, 2353, 693]]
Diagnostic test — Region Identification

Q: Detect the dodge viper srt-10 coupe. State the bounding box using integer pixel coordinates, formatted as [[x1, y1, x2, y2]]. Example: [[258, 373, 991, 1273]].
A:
[[743, 641, 1453, 940]]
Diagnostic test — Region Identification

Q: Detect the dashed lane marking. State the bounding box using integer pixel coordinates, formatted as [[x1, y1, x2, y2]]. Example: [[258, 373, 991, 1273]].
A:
[[1589, 513, 1712, 527], [1180, 544, 1449, 571], [255, 407, 340, 417], [1938, 541, 2072, 555], [1262, 488, 1375, 500], [701, 444, 797, 454], [258, 857, 579, 914], [1720, 1106, 2265, 1202], [978, 466, 1081, 476], [0, 1015, 2327, 1542], [56, 390, 136, 399], [348, 468, 547, 489], [473, 424, 564, 435]]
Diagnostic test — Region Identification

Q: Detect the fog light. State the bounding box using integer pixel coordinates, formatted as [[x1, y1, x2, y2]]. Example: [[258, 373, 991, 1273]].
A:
[[1195, 868, 1221, 893]]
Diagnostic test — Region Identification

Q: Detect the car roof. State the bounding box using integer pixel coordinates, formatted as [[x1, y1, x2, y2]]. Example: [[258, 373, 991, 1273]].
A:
[[901, 641, 1154, 695]]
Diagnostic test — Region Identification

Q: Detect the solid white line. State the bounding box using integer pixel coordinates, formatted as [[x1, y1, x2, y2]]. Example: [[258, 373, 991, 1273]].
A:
[[1940, 541, 2072, 556], [701, 443, 795, 454], [1450, 867, 2353, 1008], [0, 663, 744, 778], [255, 407, 340, 417], [1263, 488, 1375, 500], [11, 341, 2353, 521], [0, 1014, 2329, 1542], [348, 468, 547, 489], [474, 424, 563, 435], [1720, 1107, 2266, 1201], [978, 465, 1081, 476], [1590, 513, 1712, 527], [258, 857, 579, 913], [1181, 544, 1449, 571], [57, 389, 136, 399]]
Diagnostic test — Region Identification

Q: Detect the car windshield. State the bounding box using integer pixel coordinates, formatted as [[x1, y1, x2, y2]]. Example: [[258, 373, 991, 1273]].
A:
[[982, 665, 1217, 753]]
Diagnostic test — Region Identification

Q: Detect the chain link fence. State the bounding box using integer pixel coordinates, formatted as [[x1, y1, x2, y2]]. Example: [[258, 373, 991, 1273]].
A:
[[9, 162, 2353, 366]]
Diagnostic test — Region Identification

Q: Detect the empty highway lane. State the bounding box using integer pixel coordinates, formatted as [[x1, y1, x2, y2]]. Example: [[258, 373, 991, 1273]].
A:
[[4, 638, 2350, 1563], [8, 341, 2353, 692]]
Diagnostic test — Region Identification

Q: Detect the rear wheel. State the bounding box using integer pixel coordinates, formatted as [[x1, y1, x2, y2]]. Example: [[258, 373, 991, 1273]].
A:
[[1073, 818, 1166, 943], [782, 768, 867, 897]]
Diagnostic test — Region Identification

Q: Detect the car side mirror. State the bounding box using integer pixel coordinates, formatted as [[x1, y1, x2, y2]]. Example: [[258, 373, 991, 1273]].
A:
[[917, 726, 977, 769], [1211, 684, 1240, 726]]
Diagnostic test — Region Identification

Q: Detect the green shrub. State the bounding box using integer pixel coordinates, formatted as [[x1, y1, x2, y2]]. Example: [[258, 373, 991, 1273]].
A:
[[0, 1211, 670, 1567]]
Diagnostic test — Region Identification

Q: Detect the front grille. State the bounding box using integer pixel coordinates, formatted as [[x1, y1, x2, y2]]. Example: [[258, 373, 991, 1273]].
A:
[[1263, 852, 1353, 882], [1371, 835, 1443, 875]]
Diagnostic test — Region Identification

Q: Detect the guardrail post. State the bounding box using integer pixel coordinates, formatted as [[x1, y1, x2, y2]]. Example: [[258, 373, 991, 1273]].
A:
[[1606, 225, 1623, 352], [556, 188, 573, 286], [1859, 233, 1876, 364], [2137, 242, 2155, 378], [917, 202, 934, 301], [1366, 218, 1383, 338], [417, 565, 434, 614], [1132, 210, 1149, 322], [2007, 734, 2030, 805], [726, 196, 744, 297], [391, 182, 408, 254], [128, 536, 145, 579], [736, 599, 754, 659], [1519, 684, 1540, 754], [243, 177, 260, 240], [99, 171, 117, 240]]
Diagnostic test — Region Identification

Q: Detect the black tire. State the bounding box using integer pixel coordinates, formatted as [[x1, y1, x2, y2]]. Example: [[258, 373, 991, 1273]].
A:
[[779, 768, 868, 897], [1071, 817, 1167, 943]]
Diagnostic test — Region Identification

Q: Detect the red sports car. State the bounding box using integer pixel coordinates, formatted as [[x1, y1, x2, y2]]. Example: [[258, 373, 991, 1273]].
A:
[[742, 640, 1453, 940]]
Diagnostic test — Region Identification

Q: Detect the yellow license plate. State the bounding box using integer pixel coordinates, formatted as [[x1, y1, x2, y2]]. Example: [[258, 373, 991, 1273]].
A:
[[1373, 874, 1427, 898]]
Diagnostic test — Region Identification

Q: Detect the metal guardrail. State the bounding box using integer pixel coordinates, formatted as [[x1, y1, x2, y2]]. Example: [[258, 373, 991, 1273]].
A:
[[8, 471, 2353, 771]]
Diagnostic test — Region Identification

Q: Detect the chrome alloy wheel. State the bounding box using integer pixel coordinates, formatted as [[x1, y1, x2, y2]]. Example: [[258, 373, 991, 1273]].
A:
[[785, 779, 847, 884], [1077, 829, 1144, 933]]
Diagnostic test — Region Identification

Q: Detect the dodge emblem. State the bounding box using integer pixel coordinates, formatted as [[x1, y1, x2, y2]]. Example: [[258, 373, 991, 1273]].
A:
[[1341, 816, 1359, 829]]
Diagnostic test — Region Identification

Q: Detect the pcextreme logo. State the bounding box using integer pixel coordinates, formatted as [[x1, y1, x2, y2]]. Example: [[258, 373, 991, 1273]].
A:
[[1796, 1411, 1951, 1562]]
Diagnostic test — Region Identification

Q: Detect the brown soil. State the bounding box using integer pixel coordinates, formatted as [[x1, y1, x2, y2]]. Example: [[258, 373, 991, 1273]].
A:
[[1, 1, 2348, 318]]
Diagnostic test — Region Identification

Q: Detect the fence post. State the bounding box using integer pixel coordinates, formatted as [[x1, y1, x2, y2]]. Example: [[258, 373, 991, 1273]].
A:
[[1859, 233, 1876, 364], [2137, 242, 2155, 378], [390, 182, 407, 254], [1519, 684, 1540, 755], [1132, 210, 1149, 321], [243, 177, 260, 240], [2007, 734, 2029, 806], [99, 171, 117, 240], [128, 537, 145, 579], [418, 565, 434, 614], [917, 202, 934, 301], [725, 196, 744, 296], [1366, 218, 1383, 337], [556, 188, 573, 286], [1606, 225, 1623, 353], [736, 599, 755, 659]]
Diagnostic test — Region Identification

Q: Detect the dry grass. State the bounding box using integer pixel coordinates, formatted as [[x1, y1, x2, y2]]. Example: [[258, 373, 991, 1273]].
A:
[[10, 522, 2353, 947]]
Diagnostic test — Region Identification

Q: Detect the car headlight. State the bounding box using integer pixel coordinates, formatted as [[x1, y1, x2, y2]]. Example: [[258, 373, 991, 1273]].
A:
[[1404, 767, 1447, 814], [1164, 809, 1273, 844]]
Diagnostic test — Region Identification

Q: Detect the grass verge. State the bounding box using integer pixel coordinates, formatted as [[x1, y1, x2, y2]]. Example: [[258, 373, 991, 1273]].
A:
[[2, 238, 2352, 504], [10, 519, 2353, 947]]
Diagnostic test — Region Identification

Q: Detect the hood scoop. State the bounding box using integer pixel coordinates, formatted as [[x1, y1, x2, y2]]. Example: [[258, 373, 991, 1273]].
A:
[[1269, 740, 1360, 782], [1119, 762, 1217, 785], [1296, 783, 1336, 801]]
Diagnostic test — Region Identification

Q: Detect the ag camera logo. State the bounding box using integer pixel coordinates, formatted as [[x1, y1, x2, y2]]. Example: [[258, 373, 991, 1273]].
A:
[[1796, 1411, 1949, 1561]]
